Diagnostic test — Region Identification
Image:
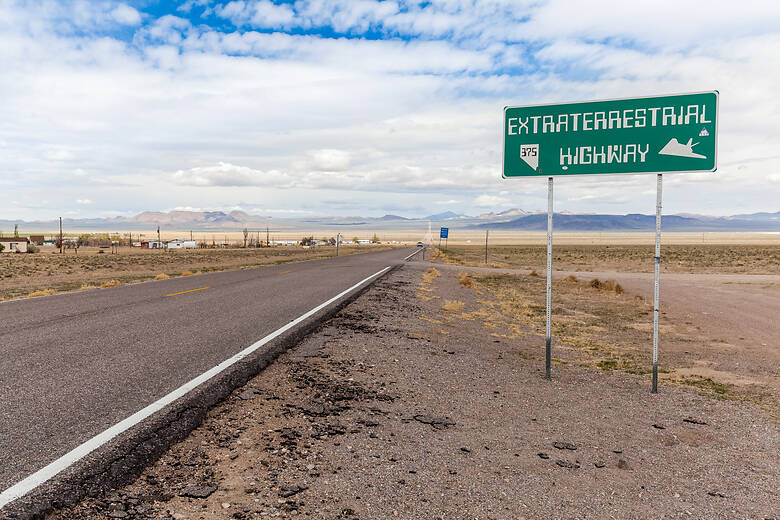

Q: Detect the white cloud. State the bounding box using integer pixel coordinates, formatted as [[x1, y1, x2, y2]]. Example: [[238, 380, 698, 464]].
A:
[[110, 4, 142, 26], [171, 163, 292, 187], [76, 198, 92, 204], [474, 194, 510, 207], [309, 149, 351, 171], [43, 149, 77, 162], [216, 0, 295, 28]]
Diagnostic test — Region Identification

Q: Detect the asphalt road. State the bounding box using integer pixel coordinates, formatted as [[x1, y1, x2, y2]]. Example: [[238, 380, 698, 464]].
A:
[[0, 247, 417, 505]]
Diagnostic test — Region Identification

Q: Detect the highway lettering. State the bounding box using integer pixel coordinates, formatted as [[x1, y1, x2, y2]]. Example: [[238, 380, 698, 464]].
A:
[[507, 104, 712, 136], [560, 144, 649, 169]]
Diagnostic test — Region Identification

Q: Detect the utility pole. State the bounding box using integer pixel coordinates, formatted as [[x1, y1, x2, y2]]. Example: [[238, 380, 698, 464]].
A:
[[14, 224, 18, 237], [59, 217, 63, 254], [336, 233, 340, 257], [157, 225, 161, 252], [190, 230, 193, 241], [266, 226, 270, 248]]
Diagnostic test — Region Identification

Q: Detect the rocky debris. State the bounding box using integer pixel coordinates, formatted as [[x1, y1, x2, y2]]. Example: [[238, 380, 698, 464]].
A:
[[683, 417, 708, 425], [460, 447, 471, 453], [652, 424, 666, 429], [301, 400, 329, 416], [279, 483, 308, 498], [336, 311, 379, 334], [537, 452, 550, 459], [413, 414, 456, 430], [708, 491, 726, 498], [552, 441, 577, 450], [594, 461, 607, 468], [312, 423, 347, 439], [555, 459, 580, 469], [179, 484, 217, 499], [237, 388, 262, 400], [279, 427, 300, 440], [617, 459, 630, 470]]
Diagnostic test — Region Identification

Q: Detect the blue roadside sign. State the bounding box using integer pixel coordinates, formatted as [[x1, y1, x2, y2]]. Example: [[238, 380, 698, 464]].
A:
[[440, 227, 449, 239]]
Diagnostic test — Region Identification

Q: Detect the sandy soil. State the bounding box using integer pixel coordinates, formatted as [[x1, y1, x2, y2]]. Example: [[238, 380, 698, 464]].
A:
[[49, 264, 779, 520], [436, 244, 780, 274], [416, 261, 780, 419], [0, 246, 390, 301]]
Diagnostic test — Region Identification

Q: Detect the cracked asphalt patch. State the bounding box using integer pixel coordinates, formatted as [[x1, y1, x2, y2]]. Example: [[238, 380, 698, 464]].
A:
[[47, 265, 779, 519]]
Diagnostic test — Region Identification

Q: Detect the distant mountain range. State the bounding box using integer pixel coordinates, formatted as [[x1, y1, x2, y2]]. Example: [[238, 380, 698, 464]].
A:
[[468, 212, 780, 231], [1, 209, 779, 233]]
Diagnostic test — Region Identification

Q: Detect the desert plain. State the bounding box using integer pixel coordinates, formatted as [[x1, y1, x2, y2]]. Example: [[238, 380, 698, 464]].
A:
[[6, 231, 770, 519]]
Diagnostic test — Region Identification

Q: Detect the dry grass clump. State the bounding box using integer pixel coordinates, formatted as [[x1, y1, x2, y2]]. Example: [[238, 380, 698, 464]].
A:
[[458, 272, 475, 289], [79, 284, 98, 290], [421, 267, 441, 285], [100, 280, 121, 288], [528, 270, 540, 277], [180, 270, 194, 276], [589, 278, 624, 295], [563, 275, 578, 283], [154, 273, 170, 280], [27, 288, 55, 298], [430, 248, 446, 262], [441, 299, 465, 312]]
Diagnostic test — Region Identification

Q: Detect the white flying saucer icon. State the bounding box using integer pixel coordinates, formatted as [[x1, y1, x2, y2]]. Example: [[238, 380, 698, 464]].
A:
[[659, 138, 707, 159]]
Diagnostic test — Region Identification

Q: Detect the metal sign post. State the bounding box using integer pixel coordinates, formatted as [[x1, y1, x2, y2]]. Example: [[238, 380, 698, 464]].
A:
[[652, 174, 663, 393], [485, 229, 489, 264], [440, 227, 449, 250], [546, 177, 553, 380], [503, 91, 718, 389]]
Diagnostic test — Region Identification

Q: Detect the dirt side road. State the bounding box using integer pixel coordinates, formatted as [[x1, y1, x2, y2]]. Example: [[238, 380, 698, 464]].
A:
[[415, 260, 780, 415], [48, 265, 778, 520]]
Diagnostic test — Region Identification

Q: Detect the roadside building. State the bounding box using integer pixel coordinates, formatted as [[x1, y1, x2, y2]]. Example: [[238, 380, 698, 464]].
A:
[[166, 239, 197, 249], [0, 236, 30, 253], [140, 241, 165, 249], [29, 235, 45, 245]]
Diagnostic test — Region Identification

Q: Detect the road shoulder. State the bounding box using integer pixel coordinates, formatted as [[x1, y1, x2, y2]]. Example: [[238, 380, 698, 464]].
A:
[[48, 265, 779, 519]]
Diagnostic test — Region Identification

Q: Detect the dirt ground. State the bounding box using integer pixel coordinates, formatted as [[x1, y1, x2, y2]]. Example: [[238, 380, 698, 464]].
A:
[[48, 264, 779, 520], [435, 244, 780, 275], [429, 243, 780, 418], [0, 246, 389, 301]]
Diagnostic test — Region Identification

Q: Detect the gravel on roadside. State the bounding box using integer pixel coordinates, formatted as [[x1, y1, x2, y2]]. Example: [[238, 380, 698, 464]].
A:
[[48, 265, 779, 519]]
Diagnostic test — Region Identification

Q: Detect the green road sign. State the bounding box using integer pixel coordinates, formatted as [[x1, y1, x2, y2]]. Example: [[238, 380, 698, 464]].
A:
[[503, 91, 718, 177]]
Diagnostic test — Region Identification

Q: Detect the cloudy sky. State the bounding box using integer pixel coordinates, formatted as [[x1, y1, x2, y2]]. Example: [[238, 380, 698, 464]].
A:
[[1, 0, 780, 221]]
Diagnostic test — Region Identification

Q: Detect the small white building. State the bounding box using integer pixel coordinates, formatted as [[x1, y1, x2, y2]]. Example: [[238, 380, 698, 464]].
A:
[[0, 237, 29, 253], [166, 239, 197, 249]]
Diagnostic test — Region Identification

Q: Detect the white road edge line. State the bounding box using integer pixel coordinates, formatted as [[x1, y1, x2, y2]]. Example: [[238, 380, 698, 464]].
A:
[[403, 248, 424, 261], [0, 265, 392, 510]]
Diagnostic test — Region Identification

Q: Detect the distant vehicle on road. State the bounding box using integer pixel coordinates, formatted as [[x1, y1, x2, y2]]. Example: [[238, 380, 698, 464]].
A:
[[417, 241, 424, 247]]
